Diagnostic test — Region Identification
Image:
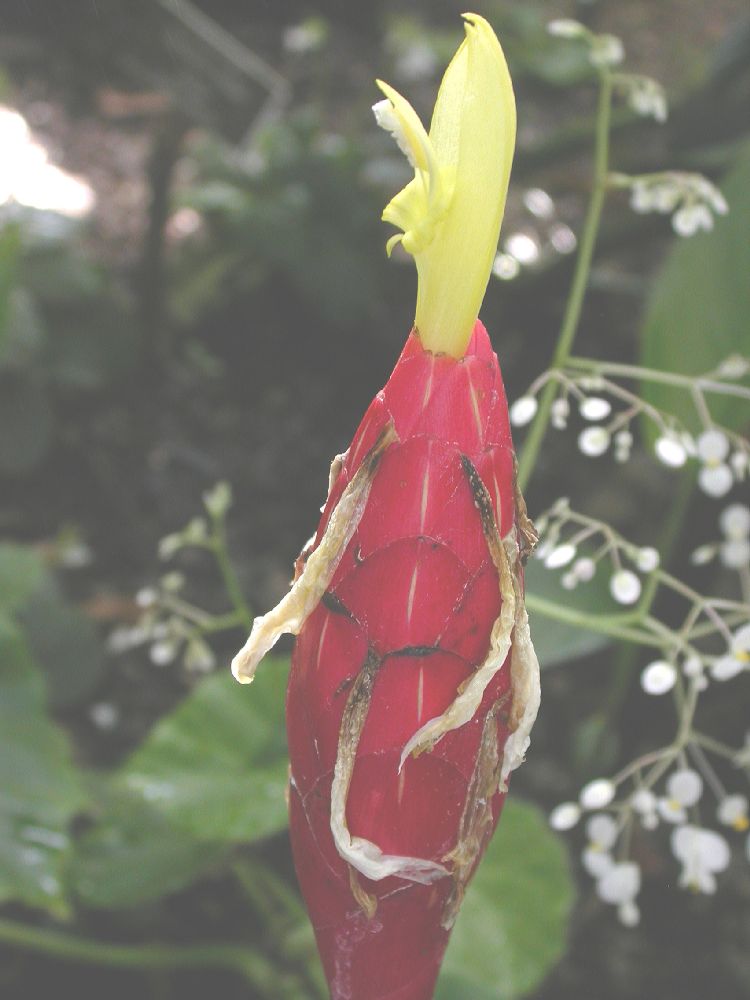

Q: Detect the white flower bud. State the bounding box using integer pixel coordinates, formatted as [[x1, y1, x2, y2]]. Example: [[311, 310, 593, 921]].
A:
[[580, 778, 616, 809]]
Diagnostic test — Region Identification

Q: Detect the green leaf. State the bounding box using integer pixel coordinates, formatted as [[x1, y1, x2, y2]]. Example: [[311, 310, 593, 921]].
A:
[[437, 799, 574, 1000], [525, 558, 613, 667], [0, 543, 46, 614], [18, 580, 105, 710], [0, 615, 86, 915], [120, 659, 290, 843], [71, 779, 227, 910], [0, 222, 22, 356], [640, 147, 750, 435]]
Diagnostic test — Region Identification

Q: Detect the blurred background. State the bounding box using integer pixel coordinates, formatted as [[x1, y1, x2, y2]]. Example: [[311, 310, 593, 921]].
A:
[[0, 1, 749, 998]]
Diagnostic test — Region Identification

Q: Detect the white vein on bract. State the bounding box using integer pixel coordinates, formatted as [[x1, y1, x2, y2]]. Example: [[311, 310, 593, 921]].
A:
[[500, 593, 541, 789], [329, 799, 449, 885], [398, 533, 517, 771]]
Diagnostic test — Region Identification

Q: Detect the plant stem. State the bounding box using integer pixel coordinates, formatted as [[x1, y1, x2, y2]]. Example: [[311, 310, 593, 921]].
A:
[[0, 918, 280, 997], [524, 592, 660, 648], [516, 70, 613, 491], [210, 520, 254, 632], [567, 356, 750, 401]]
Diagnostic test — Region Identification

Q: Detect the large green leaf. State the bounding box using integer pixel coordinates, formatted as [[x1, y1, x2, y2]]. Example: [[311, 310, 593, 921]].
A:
[[0, 543, 45, 614], [0, 615, 86, 915], [524, 558, 613, 668], [436, 799, 574, 1000], [120, 659, 290, 842], [71, 779, 227, 910], [640, 147, 750, 434], [19, 580, 105, 710]]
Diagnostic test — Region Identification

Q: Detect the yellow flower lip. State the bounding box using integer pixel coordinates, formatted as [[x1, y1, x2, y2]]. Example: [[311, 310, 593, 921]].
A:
[[374, 13, 516, 357]]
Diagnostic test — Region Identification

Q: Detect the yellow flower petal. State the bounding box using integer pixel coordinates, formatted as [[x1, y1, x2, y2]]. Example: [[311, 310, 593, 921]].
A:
[[374, 13, 516, 357]]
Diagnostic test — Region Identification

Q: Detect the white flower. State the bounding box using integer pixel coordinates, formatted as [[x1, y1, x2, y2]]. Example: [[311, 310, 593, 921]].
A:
[[547, 18, 586, 38], [696, 429, 733, 497], [721, 538, 750, 569], [719, 504, 750, 569], [510, 395, 538, 426], [149, 640, 179, 667], [580, 778, 616, 810], [135, 587, 158, 609], [682, 655, 707, 690], [627, 76, 668, 122], [578, 426, 611, 457], [589, 34, 625, 68], [158, 533, 182, 560], [630, 180, 679, 214], [631, 788, 659, 829], [582, 847, 615, 878], [545, 543, 577, 569], [720, 504, 750, 538], [610, 570, 641, 605], [635, 547, 660, 572], [658, 768, 703, 823], [654, 433, 688, 468], [596, 861, 641, 926], [579, 396, 612, 421], [587, 813, 618, 850], [717, 355, 750, 379], [673, 203, 713, 237], [731, 450, 749, 479], [551, 396, 570, 429], [107, 625, 150, 654], [618, 900, 641, 927], [89, 701, 119, 730], [184, 638, 217, 673], [614, 429, 633, 463], [573, 557, 596, 582], [671, 825, 730, 893], [717, 794, 749, 832], [691, 544, 716, 566], [711, 624, 750, 681], [550, 802, 582, 830], [641, 660, 677, 695]]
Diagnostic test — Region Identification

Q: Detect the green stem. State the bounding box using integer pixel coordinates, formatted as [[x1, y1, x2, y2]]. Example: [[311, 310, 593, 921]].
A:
[[516, 71, 613, 492], [233, 859, 327, 999], [524, 592, 660, 648], [0, 918, 279, 996], [567, 356, 750, 401], [210, 521, 254, 632]]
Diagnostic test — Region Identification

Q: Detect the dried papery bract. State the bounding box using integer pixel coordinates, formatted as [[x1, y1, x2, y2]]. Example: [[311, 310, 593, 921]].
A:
[[232, 14, 539, 1000]]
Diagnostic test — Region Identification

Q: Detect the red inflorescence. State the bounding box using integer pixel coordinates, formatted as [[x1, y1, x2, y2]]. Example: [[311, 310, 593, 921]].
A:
[[286, 319, 526, 1000]]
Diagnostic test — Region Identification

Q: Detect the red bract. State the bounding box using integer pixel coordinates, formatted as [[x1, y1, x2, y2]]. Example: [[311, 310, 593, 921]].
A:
[[233, 322, 539, 999], [232, 14, 539, 998]]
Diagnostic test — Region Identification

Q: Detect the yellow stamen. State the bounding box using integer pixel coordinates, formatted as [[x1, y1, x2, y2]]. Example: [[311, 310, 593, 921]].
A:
[[374, 14, 516, 357], [732, 815, 750, 832]]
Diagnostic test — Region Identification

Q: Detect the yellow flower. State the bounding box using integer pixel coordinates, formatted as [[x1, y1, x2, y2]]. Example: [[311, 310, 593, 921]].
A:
[[373, 13, 516, 358]]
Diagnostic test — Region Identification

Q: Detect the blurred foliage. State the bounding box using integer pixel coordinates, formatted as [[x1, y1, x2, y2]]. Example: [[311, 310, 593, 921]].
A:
[[0, 214, 138, 477], [640, 145, 750, 434]]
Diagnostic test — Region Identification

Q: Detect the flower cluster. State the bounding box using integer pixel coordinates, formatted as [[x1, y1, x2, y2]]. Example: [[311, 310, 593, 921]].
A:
[[550, 751, 748, 924], [538, 494, 750, 924], [510, 359, 750, 500], [535, 499, 663, 608], [613, 73, 667, 122], [107, 482, 245, 675], [692, 504, 750, 581], [610, 170, 729, 237], [547, 19, 624, 70]]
